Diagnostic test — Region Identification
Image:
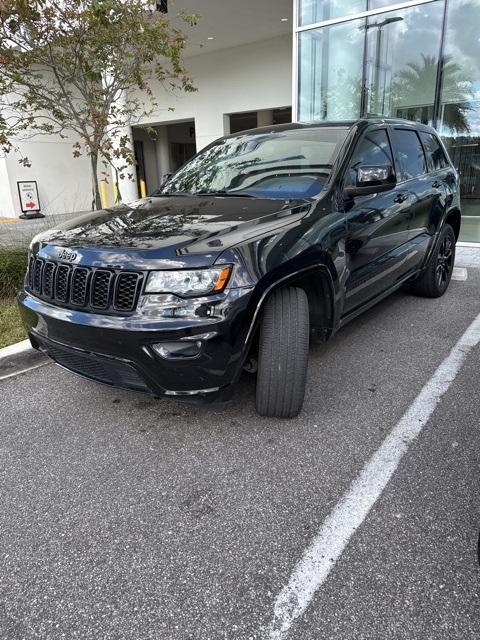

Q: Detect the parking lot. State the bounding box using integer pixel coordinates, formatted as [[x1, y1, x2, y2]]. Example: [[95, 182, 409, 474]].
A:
[[1, 266, 480, 639]]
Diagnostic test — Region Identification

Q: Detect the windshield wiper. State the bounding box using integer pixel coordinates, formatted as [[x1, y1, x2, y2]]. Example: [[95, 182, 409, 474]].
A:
[[195, 190, 256, 198]]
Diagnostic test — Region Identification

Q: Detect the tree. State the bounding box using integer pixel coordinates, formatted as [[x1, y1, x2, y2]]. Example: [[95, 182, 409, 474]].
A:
[[0, 0, 198, 209], [391, 54, 473, 133]]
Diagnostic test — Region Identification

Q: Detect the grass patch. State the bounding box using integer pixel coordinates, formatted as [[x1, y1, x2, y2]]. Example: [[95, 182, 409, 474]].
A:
[[0, 297, 26, 348], [0, 246, 28, 348], [0, 247, 28, 298]]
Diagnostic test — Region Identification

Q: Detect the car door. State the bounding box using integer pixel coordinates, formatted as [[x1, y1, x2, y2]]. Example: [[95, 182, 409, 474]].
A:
[[389, 126, 443, 268], [409, 130, 456, 262], [343, 126, 414, 315]]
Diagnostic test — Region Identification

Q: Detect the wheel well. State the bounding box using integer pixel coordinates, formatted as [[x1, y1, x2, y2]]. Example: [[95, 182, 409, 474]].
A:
[[244, 268, 334, 365], [285, 270, 334, 338], [446, 208, 461, 240]]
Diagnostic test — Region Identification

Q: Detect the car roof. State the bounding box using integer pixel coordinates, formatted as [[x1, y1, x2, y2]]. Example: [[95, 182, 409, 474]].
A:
[[223, 118, 437, 140]]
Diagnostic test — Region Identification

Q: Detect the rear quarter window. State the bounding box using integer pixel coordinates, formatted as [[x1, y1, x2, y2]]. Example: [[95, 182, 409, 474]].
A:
[[420, 132, 450, 171]]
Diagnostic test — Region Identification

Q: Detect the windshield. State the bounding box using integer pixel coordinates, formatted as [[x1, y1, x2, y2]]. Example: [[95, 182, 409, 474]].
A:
[[154, 127, 349, 200]]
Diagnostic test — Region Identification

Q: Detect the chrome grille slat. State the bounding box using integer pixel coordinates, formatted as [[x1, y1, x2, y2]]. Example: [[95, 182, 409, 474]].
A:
[[26, 256, 143, 314]]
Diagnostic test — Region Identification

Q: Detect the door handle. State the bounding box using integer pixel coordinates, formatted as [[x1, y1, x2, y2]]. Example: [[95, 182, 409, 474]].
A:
[[432, 180, 441, 188], [393, 193, 408, 203]]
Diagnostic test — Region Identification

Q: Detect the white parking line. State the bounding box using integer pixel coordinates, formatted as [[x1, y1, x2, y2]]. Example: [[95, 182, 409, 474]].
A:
[[452, 267, 468, 281], [266, 310, 480, 640]]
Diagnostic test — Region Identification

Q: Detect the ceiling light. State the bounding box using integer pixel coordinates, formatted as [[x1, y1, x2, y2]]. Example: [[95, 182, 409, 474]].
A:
[[281, 17, 288, 21], [207, 36, 215, 40]]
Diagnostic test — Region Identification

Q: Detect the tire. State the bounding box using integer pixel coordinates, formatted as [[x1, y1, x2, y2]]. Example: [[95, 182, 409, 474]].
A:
[[409, 224, 456, 298], [255, 286, 309, 418]]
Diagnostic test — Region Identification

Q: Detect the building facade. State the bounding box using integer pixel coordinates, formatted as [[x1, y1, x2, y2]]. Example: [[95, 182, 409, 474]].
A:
[[295, 0, 480, 242], [1, 0, 479, 243]]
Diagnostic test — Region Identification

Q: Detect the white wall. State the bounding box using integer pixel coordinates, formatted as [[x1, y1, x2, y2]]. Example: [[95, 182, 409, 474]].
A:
[[0, 33, 292, 217], [3, 137, 92, 217], [135, 34, 293, 150], [0, 157, 15, 218]]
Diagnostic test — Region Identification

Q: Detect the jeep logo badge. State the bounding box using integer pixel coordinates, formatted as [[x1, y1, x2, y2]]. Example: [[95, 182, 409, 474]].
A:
[[58, 248, 78, 263]]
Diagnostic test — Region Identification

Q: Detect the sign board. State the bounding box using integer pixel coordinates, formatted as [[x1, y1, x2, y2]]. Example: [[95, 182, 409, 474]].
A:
[[17, 181, 40, 213]]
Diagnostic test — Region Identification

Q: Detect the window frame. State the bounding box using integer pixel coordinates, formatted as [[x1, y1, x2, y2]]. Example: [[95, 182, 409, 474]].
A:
[[341, 125, 398, 189], [389, 126, 428, 183]]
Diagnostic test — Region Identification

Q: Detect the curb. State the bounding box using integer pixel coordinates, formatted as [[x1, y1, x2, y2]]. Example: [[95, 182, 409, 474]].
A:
[[0, 338, 32, 359], [0, 338, 48, 381]]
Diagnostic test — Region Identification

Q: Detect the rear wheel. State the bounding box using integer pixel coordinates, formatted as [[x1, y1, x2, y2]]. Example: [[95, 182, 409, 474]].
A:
[[410, 224, 456, 298], [255, 286, 309, 418]]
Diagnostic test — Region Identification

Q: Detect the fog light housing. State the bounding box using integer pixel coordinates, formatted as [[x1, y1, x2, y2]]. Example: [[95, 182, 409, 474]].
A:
[[152, 341, 202, 360]]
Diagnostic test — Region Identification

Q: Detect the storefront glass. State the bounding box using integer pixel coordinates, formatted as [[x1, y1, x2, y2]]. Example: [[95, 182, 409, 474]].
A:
[[296, 0, 480, 242], [299, 19, 364, 121], [299, 0, 366, 26], [364, 4, 443, 122], [437, 0, 480, 243]]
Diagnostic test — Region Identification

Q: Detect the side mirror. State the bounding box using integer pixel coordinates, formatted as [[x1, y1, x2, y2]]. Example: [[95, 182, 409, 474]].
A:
[[344, 164, 396, 197]]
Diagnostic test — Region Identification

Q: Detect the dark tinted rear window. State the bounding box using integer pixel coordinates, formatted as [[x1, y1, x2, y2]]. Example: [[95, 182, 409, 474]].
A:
[[420, 132, 449, 171], [391, 129, 427, 181]]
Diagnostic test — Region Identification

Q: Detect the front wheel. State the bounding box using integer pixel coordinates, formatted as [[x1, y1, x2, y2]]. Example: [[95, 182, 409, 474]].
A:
[[255, 286, 309, 418], [410, 224, 456, 298]]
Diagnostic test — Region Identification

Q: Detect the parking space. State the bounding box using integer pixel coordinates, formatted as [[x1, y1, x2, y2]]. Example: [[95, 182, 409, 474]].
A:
[[1, 271, 480, 639]]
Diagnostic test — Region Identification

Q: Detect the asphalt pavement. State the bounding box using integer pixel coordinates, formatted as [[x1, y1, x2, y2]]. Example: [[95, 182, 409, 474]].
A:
[[1, 269, 480, 639]]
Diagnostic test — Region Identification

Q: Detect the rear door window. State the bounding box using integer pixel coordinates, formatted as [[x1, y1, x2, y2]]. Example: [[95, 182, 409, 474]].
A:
[[419, 132, 450, 171], [391, 129, 427, 181]]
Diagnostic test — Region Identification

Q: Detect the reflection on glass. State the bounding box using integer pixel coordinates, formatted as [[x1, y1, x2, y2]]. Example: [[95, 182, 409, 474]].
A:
[[364, 3, 443, 123], [437, 0, 480, 242], [161, 128, 349, 199], [299, 20, 364, 121], [368, 0, 404, 8], [299, 0, 366, 26]]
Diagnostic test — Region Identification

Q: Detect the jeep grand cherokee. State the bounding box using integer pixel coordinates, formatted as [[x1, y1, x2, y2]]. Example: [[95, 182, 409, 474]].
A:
[[19, 119, 460, 417]]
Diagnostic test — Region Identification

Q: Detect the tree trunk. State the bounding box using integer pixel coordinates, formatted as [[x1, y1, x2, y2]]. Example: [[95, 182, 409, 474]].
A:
[[90, 153, 102, 210], [113, 165, 122, 205]]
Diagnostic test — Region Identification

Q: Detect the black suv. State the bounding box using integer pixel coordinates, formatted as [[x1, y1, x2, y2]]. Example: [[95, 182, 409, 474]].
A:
[[19, 119, 460, 417]]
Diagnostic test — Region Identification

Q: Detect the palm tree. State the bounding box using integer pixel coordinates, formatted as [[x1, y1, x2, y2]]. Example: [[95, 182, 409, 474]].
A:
[[392, 54, 473, 133]]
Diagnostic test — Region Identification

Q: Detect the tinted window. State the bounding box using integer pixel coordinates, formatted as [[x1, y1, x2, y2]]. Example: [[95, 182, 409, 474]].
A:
[[391, 129, 427, 180], [420, 132, 449, 171], [346, 129, 393, 186], [159, 127, 349, 199]]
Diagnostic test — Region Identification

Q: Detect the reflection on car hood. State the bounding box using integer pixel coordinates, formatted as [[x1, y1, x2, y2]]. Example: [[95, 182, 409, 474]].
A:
[[33, 195, 312, 260]]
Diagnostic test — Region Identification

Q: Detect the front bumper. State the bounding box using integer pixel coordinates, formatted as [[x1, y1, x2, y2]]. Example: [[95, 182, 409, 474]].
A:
[[18, 286, 255, 398]]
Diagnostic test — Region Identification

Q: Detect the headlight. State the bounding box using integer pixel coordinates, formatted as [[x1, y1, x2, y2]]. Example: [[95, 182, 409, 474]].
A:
[[145, 266, 232, 297]]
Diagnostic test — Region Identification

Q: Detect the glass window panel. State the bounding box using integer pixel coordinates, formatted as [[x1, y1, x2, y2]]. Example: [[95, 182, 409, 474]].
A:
[[368, 0, 404, 8], [299, 19, 364, 121], [299, 0, 366, 26], [437, 0, 480, 242], [364, 2, 444, 123], [391, 129, 427, 180], [419, 132, 449, 171]]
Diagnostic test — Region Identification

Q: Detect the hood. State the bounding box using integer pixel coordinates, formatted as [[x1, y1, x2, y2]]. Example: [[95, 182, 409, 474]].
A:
[[32, 195, 312, 269]]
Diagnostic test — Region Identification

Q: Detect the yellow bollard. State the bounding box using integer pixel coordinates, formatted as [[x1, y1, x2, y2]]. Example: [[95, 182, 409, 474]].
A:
[[140, 179, 147, 198], [99, 180, 109, 209]]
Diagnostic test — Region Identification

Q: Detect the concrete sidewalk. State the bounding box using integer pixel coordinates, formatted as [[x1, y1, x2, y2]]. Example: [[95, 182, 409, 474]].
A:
[[0, 210, 91, 246]]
